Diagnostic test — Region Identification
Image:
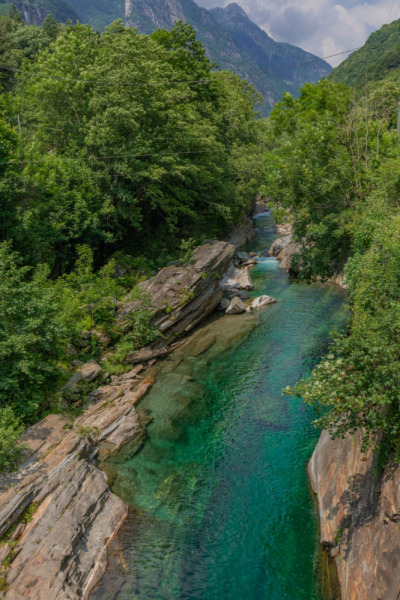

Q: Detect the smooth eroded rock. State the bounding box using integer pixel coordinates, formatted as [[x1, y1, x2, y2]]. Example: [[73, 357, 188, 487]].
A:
[[251, 296, 276, 309], [310, 429, 400, 600], [119, 241, 235, 343], [220, 263, 254, 292], [225, 297, 246, 315], [217, 298, 230, 311]]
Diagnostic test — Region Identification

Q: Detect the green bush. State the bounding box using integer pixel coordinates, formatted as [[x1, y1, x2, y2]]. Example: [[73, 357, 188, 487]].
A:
[[0, 407, 25, 473], [0, 242, 67, 421]]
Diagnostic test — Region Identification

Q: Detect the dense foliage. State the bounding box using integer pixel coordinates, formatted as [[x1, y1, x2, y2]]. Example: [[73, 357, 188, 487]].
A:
[[6, 19, 264, 271], [264, 77, 400, 454], [0, 407, 25, 473], [0, 10, 264, 470]]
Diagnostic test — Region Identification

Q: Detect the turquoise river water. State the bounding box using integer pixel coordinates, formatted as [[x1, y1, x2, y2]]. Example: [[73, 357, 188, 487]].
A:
[[91, 214, 348, 600]]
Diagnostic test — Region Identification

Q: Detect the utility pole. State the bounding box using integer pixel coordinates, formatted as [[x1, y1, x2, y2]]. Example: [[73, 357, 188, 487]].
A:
[[17, 114, 21, 135]]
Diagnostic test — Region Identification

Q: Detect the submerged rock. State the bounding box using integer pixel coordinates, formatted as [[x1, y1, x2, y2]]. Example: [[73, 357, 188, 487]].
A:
[[225, 296, 246, 315]]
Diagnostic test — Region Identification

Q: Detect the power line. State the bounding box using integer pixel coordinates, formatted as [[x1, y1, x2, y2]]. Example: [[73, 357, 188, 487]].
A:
[[0, 47, 360, 87], [387, 0, 397, 23]]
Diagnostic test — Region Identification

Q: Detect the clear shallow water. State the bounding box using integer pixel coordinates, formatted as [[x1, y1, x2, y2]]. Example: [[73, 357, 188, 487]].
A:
[[92, 215, 348, 600]]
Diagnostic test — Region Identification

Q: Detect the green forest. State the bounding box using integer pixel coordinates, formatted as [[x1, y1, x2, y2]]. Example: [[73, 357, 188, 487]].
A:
[[2, 7, 400, 472], [0, 10, 265, 469]]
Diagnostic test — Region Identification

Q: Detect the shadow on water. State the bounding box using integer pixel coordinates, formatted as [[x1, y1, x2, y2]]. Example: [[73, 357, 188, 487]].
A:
[[91, 214, 348, 600]]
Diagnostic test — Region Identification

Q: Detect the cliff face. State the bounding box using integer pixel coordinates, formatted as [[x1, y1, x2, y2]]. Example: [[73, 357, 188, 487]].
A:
[[310, 430, 400, 600], [210, 3, 331, 93]]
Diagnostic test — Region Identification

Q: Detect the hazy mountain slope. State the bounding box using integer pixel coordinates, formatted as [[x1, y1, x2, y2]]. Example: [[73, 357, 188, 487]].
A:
[[0, 0, 78, 23], [122, 0, 331, 114], [210, 3, 331, 94], [123, 0, 295, 114], [329, 18, 400, 88], [66, 0, 122, 30]]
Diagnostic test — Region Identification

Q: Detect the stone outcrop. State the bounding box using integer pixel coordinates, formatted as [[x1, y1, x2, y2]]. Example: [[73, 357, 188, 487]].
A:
[[269, 234, 302, 274], [63, 359, 103, 392], [309, 430, 400, 600], [119, 241, 235, 344], [269, 235, 346, 287], [0, 364, 155, 600], [220, 264, 254, 292]]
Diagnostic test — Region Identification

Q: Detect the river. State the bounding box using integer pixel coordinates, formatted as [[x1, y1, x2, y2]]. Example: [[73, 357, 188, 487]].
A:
[[91, 213, 348, 600]]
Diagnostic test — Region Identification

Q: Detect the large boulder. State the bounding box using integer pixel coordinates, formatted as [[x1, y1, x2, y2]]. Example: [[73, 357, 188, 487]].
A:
[[119, 241, 235, 343], [268, 235, 295, 257], [220, 264, 254, 292], [225, 296, 246, 315], [251, 296, 276, 309], [269, 234, 302, 274]]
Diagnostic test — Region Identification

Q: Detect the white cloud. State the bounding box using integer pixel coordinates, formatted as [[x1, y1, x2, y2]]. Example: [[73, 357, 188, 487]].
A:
[[196, 0, 396, 65]]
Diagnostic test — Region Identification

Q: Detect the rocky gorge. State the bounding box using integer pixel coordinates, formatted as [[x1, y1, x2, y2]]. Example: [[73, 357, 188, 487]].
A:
[[0, 210, 268, 599], [0, 206, 389, 600]]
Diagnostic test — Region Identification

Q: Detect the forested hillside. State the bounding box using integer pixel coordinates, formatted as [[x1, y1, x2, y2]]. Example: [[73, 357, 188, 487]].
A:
[[0, 11, 265, 466], [329, 18, 400, 89]]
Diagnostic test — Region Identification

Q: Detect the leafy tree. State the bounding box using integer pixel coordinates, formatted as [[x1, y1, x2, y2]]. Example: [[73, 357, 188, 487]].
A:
[[0, 242, 67, 421], [9, 20, 263, 268], [0, 10, 57, 90], [264, 79, 399, 280]]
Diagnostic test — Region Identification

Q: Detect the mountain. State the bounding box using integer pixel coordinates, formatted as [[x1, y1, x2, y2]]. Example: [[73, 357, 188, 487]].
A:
[[0, 0, 78, 24], [329, 18, 400, 89], [210, 3, 331, 98], [120, 0, 332, 114]]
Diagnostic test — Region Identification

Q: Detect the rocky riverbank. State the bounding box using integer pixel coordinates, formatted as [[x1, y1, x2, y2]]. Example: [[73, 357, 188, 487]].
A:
[[0, 210, 266, 599], [309, 431, 400, 600], [269, 233, 345, 288]]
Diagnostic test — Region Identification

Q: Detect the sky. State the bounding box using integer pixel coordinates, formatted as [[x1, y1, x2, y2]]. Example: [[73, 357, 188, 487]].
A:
[[195, 0, 398, 66]]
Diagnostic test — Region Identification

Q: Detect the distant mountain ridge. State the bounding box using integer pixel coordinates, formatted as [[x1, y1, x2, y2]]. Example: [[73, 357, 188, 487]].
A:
[[210, 3, 330, 95], [120, 0, 332, 114]]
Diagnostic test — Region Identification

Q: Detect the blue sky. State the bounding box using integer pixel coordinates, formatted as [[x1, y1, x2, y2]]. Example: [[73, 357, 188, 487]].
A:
[[195, 0, 396, 65]]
